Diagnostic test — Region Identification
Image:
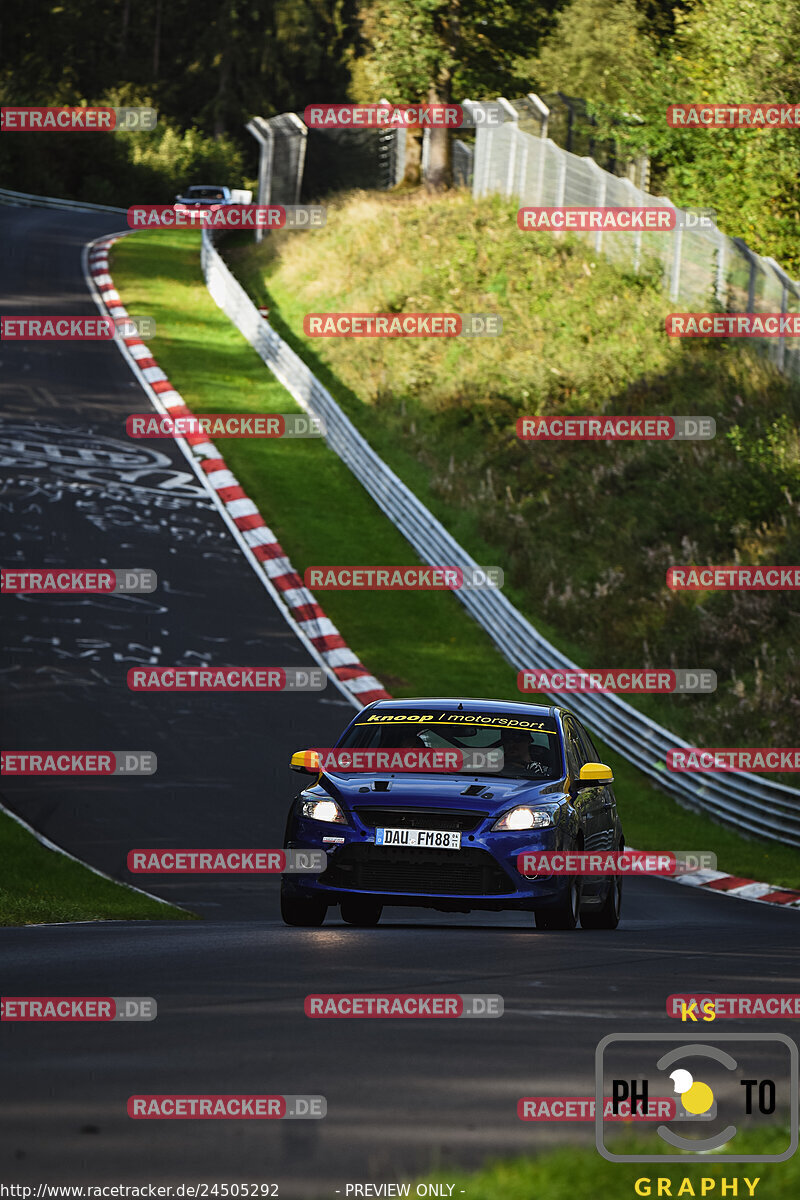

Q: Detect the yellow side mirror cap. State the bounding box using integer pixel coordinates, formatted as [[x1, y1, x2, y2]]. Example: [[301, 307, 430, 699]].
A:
[[290, 749, 321, 774], [578, 761, 614, 785]]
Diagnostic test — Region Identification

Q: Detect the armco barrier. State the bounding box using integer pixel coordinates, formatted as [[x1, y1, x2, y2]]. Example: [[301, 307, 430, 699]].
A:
[[0, 186, 126, 215], [201, 227, 800, 847]]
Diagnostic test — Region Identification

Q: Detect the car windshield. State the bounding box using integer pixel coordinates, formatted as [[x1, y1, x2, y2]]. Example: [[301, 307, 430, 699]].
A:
[[185, 187, 224, 199], [339, 709, 562, 780]]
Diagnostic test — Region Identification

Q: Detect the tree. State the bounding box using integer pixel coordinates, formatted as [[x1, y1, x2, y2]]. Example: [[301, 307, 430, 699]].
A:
[[351, 0, 564, 190]]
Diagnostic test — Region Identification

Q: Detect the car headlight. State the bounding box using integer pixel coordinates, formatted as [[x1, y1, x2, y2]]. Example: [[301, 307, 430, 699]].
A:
[[492, 806, 552, 831], [300, 793, 347, 824]]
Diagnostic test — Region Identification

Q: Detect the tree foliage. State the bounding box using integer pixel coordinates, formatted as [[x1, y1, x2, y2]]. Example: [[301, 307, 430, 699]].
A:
[[527, 0, 800, 271]]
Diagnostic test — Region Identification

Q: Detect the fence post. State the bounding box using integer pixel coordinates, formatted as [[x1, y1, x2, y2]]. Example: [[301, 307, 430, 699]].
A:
[[245, 118, 274, 245], [554, 146, 567, 207], [715, 229, 727, 306], [582, 158, 606, 254], [764, 257, 791, 373], [624, 178, 643, 274], [287, 112, 308, 204], [497, 97, 519, 199], [527, 92, 549, 141], [670, 222, 683, 303]]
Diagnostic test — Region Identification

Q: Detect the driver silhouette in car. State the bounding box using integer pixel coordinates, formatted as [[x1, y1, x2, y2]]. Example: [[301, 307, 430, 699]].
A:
[[498, 728, 552, 777]]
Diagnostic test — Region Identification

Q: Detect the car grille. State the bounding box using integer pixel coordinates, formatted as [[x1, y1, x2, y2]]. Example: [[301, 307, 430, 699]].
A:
[[353, 806, 486, 833], [320, 844, 514, 896]]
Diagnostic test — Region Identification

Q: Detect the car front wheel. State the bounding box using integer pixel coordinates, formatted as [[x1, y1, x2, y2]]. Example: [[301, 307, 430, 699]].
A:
[[340, 898, 383, 926], [580, 875, 622, 929], [280, 881, 327, 927], [535, 877, 580, 930]]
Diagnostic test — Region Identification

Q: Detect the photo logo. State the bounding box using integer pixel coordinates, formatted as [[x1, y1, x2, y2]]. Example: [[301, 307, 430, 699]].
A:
[[595, 1033, 798, 1162]]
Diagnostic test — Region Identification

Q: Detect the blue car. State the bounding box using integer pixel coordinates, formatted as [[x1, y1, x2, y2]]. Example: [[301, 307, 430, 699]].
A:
[[281, 697, 623, 930]]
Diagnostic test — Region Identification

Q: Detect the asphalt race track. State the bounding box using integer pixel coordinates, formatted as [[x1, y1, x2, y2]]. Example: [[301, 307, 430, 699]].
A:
[[2, 208, 799, 1197]]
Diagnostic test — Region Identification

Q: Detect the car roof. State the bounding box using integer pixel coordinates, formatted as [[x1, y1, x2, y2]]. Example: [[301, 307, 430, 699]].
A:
[[363, 697, 562, 719]]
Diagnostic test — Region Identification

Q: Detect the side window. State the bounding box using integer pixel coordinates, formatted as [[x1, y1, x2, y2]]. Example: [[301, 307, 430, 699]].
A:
[[563, 718, 585, 778], [574, 720, 599, 765]]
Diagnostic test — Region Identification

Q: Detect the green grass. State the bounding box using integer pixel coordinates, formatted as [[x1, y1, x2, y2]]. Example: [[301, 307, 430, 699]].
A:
[[415, 1125, 796, 1200], [225, 190, 800, 763], [109, 227, 800, 889], [0, 809, 192, 926]]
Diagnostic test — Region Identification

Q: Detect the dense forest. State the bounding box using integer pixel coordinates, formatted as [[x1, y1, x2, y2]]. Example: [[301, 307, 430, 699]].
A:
[[1, 0, 798, 269]]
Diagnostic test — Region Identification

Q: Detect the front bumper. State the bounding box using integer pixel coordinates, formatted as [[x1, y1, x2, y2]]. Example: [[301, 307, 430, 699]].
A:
[[284, 810, 570, 911]]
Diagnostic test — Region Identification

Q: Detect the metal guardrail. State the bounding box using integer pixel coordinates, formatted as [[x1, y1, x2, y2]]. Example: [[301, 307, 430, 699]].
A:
[[201, 229, 800, 846], [0, 186, 127, 215]]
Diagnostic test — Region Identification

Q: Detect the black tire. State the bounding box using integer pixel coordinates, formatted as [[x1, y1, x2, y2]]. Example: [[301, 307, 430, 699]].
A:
[[580, 875, 622, 929], [535, 877, 581, 930], [340, 898, 383, 927], [280, 882, 327, 927]]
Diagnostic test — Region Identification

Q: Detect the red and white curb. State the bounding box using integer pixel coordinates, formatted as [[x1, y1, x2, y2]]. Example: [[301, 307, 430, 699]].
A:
[[84, 234, 389, 709], [672, 868, 800, 908]]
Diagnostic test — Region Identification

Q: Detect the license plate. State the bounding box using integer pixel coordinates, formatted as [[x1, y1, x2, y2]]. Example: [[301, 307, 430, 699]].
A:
[[375, 827, 461, 850]]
